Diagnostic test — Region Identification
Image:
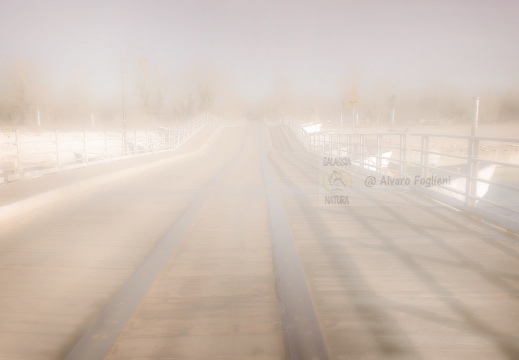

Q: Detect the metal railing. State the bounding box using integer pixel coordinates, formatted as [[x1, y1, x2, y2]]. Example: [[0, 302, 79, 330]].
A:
[[0, 113, 220, 183], [282, 118, 519, 234]]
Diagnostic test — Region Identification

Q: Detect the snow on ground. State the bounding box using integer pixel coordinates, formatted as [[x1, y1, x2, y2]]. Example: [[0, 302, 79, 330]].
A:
[[1, 131, 168, 167], [0, 115, 217, 181]]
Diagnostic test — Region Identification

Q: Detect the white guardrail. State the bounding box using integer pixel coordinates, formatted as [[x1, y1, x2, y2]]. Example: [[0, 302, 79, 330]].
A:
[[0, 113, 224, 183], [281, 117, 519, 234]]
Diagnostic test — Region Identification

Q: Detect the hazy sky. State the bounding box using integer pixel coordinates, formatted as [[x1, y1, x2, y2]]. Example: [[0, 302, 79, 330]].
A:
[[1, 0, 518, 100]]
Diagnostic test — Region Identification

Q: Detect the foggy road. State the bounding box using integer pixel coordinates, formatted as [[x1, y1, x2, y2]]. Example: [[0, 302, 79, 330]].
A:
[[1, 123, 519, 360]]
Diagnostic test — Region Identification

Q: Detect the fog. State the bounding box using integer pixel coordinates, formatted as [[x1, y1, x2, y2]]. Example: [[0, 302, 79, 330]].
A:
[[2, 2, 519, 359], [1, 0, 519, 129]]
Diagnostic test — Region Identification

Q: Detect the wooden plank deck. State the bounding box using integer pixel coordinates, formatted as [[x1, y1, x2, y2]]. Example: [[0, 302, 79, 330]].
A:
[[0, 124, 518, 360]]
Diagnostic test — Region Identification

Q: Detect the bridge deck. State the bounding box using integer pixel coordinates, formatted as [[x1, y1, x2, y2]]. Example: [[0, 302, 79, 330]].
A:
[[0, 124, 518, 360]]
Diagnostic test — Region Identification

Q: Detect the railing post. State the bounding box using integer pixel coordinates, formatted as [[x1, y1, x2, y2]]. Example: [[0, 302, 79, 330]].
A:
[[471, 138, 480, 206], [83, 131, 87, 163], [342, 134, 347, 158], [360, 136, 365, 168], [400, 133, 407, 176], [348, 134, 353, 160], [323, 134, 326, 155], [376, 134, 382, 173], [135, 130, 138, 154], [421, 135, 429, 179], [14, 130, 23, 174], [122, 130, 126, 156], [465, 137, 480, 206], [465, 138, 473, 205], [55, 130, 61, 168], [104, 131, 109, 159], [322, 134, 326, 156]]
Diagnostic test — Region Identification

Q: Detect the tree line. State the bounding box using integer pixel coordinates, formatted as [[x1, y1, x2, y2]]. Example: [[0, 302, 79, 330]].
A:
[[1, 59, 518, 130]]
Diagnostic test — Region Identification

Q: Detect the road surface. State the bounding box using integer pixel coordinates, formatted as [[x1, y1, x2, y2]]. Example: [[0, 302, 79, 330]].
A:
[[0, 123, 518, 360]]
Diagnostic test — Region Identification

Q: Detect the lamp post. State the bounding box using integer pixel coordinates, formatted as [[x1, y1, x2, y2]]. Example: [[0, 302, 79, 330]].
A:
[[120, 45, 147, 151]]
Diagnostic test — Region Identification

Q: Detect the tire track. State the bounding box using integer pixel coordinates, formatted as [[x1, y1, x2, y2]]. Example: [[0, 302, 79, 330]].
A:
[[260, 124, 330, 360], [64, 127, 252, 360]]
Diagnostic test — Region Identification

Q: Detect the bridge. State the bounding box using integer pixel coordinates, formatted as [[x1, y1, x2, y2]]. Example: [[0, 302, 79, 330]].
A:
[[0, 122, 518, 360]]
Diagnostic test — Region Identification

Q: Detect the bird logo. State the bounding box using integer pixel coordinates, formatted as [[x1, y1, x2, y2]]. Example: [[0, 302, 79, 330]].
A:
[[322, 169, 352, 194]]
